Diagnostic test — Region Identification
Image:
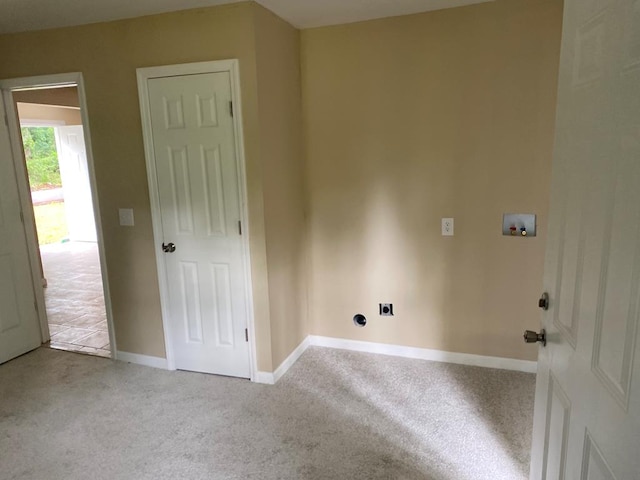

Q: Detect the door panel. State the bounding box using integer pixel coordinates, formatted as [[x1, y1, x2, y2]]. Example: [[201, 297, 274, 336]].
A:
[[0, 94, 41, 364], [581, 433, 616, 480], [530, 1, 640, 478], [147, 72, 250, 378], [55, 125, 96, 242], [541, 375, 570, 480]]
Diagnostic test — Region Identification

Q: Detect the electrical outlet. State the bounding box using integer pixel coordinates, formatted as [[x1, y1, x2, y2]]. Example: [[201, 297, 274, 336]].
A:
[[442, 218, 454, 236], [379, 303, 394, 316]]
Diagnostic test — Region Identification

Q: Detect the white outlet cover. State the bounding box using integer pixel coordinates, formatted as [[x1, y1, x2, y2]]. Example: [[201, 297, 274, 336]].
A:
[[442, 218, 454, 236], [119, 208, 135, 227]]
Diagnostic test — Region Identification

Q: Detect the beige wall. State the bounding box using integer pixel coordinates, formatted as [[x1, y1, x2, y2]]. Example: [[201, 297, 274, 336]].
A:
[[0, 0, 562, 370], [0, 3, 279, 367], [253, 5, 308, 368], [301, 0, 563, 361]]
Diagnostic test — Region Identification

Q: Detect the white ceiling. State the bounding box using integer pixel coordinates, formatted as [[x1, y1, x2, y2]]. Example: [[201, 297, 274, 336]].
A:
[[261, 0, 493, 29], [0, 0, 493, 34]]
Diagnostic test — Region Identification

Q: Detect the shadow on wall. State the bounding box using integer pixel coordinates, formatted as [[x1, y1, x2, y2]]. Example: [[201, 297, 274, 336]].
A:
[[308, 92, 549, 357], [303, 0, 560, 361]]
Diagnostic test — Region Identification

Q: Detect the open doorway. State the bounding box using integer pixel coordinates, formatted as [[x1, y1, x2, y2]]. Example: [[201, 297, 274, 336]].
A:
[[13, 86, 110, 358]]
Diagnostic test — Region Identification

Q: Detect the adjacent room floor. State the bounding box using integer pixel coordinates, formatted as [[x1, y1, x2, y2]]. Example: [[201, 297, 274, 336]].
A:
[[0, 347, 534, 480], [41, 241, 110, 357]]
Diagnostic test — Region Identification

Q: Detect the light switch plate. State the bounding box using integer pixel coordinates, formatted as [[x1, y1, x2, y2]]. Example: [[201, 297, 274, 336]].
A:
[[442, 218, 454, 236], [119, 208, 135, 227]]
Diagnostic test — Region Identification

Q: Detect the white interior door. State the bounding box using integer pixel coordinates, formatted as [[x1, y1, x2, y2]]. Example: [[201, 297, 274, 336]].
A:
[[530, 1, 640, 478], [55, 125, 97, 242], [0, 95, 42, 363], [146, 71, 250, 378]]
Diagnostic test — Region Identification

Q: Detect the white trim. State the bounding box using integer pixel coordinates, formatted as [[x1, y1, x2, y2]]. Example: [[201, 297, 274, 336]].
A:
[[253, 371, 275, 385], [273, 336, 311, 383], [256, 334, 535, 385], [116, 351, 168, 369], [136, 59, 257, 379], [115, 334, 536, 379], [0, 73, 117, 359], [1, 74, 78, 90], [136, 67, 176, 371], [308, 336, 538, 373], [20, 119, 66, 127], [17, 103, 80, 111]]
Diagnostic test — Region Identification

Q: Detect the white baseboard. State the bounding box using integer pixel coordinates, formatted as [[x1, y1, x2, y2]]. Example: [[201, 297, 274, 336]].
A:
[[273, 336, 311, 383], [254, 335, 536, 384], [118, 336, 535, 381], [308, 335, 538, 374], [254, 336, 312, 385], [116, 351, 169, 370], [253, 371, 275, 385]]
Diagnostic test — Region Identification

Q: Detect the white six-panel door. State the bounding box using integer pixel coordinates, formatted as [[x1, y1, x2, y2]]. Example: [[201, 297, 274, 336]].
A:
[[55, 125, 97, 242], [530, 0, 640, 478], [145, 70, 250, 378], [0, 94, 42, 363]]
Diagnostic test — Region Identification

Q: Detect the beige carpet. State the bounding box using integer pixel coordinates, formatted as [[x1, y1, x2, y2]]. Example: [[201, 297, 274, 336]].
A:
[[0, 346, 534, 480]]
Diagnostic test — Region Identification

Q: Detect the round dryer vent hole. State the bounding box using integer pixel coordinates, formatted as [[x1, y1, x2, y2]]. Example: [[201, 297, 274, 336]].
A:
[[353, 314, 367, 327]]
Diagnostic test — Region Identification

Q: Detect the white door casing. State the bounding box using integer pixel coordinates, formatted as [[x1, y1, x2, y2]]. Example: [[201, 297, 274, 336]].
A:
[[0, 94, 42, 363], [1, 72, 117, 358], [530, 1, 640, 479], [55, 125, 97, 242], [138, 61, 254, 379]]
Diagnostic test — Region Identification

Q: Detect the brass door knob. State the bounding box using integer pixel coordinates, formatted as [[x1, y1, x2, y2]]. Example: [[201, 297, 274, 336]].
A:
[[524, 329, 546, 347]]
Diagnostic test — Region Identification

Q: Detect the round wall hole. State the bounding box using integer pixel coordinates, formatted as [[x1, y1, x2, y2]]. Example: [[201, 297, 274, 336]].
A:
[[353, 313, 367, 327]]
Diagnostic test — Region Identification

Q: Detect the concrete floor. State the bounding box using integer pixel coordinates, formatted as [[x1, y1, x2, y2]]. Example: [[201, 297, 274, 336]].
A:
[[40, 241, 110, 357]]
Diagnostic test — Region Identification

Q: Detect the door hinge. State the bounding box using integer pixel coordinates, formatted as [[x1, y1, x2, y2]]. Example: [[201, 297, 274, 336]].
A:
[[229, 101, 234, 118], [3, 115, 7, 127], [34, 300, 39, 312], [19, 211, 24, 224], [238, 220, 242, 236], [245, 328, 248, 342]]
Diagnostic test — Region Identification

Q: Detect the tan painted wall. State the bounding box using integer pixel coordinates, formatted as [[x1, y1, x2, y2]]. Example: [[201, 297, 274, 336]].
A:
[[301, 0, 563, 361], [0, 0, 561, 370], [17, 103, 82, 125], [253, 5, 308, 368], [0, 3, 277, 367]]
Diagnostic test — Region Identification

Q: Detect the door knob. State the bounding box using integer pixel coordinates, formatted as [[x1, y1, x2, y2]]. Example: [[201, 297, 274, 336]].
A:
[[162, 242, 176, 253], [523, 329, 546, 347], [538, 292, 549, 310]]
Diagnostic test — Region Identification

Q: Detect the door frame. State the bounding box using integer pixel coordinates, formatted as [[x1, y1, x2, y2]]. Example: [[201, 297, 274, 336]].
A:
[[0, 72, 117, 357], [136, 59, 258, 381]]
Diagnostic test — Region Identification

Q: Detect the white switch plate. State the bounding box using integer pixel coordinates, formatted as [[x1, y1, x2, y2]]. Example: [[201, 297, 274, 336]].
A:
[[442, 218, 454, 236], [119, 208, 135, 227]]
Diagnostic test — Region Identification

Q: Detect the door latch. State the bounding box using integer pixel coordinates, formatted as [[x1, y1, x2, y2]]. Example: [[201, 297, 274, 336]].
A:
[[162, 242, 176, 253], [538, 292, 549, 310], [523, 329, 546, 347]]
